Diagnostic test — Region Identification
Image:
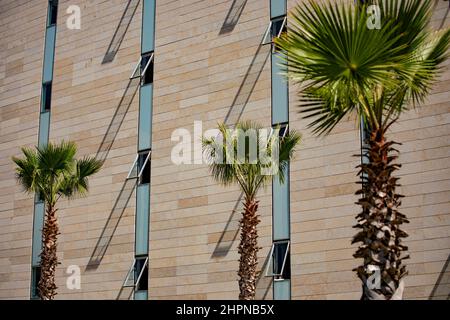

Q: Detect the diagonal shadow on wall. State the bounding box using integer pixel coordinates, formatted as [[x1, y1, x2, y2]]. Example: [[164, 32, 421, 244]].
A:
[[211, 36, 271, 259], [95, 76, 140, 164], [428, 254, 450, 300], [256, 252, 274, 300], [224, 42, 271, 126], [211, 192, 243, 258], [86, 178, 137, 270], [86, 75, 140, 270], [219, 0, 248, 35], [102, 0, 141, 64]]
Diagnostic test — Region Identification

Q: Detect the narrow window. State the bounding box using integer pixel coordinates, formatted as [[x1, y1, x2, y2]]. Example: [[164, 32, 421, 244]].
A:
[[265, 240, 291, 280], [271, 16, 287, 52], [31, 266, 41, 299], [37, 191, 45, 202], [137, 151, 151, 184], [141, 52, 154, 85], [127, 151, 151, 183], [263, 16, 287, 45], [135, 256, 148, 291], [278, 124, 289, 140], [271, 16, 287, 39], [42, 82, 52, 112], [48, 0, 58, 26], [130, 53, 154, 83]]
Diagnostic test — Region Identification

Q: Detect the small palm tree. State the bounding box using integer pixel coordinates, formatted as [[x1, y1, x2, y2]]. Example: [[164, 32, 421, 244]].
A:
[[276, 0, 450, 299], [202, 121, 301, 300], [13, 141, 102, 300]]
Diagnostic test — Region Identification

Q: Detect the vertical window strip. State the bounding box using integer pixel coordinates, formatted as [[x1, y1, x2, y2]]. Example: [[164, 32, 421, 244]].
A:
[[31, 0, 58, 299], [133, 0, 156, 300], [270, 0, 291, 301]]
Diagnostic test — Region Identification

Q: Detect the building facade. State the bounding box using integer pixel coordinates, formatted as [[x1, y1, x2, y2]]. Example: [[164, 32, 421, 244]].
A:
[[0, 0, 449, 300]]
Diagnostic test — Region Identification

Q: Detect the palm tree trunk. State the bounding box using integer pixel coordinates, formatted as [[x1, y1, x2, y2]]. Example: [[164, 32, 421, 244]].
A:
[[238, 196, 260, 300], [352, 127, 409, 300], [38, 203, 59, 300]]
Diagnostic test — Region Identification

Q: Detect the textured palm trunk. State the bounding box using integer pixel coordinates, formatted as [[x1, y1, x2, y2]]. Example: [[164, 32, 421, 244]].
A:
[[38, 203, 59, 300], [352, 127, 409, 300], [238, 196, 260, 300]]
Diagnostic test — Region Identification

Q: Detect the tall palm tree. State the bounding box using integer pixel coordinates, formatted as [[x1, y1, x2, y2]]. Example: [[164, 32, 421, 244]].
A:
[[13, 141, 102, 300], [275, 0, 450, 299], [202, 121, 301, 300]]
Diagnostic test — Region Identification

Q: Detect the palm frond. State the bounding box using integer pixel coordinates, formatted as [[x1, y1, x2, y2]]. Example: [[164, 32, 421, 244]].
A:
[[203, 121, 301, 198], [59, 156, 103, 199], [275, 0, 449, 135], [13, 141, 102, 204], [12, 147, 40, 193]]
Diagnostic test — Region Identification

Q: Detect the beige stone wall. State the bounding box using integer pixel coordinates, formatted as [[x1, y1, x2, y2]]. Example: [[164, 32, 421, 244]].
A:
[[0, 0, 448, 300], [0, 0, 47, 299]]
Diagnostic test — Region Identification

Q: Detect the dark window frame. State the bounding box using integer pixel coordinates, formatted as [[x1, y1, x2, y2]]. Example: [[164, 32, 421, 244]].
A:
[[137, 151, 151, 185], [31, 266, 41, 299], [140, 52, 154, 85], [265, 240, 291, 280], [134, 256, 148, 292], [42, 81, 52, 112], [47, 0, 58, 27]]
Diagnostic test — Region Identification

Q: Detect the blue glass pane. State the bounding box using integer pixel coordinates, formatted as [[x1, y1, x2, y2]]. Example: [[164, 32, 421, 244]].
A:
[[271, 53, 288, 125], [32, 202, 45, 265], [142, 0, 155, 53], [43, 25, 56, 83], [134, 290, 148, 300], [38, 112, 51, 148], [135, 184, 150, 255], [138, 84, 153, 151], [271, 0, 286, 18], [273, 165, 290, 241], [274, 279, 291, 300]]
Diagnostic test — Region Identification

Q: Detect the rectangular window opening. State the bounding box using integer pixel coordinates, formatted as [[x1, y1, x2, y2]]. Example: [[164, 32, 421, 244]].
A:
[[31, 266, 41, 299], [48, 0, 58, 26], [37, 191, 45, 203], [42, 82, 52, 112], [263, 16, 287, 45], [127, 151, 151, 184], [135, 256, 148, 292], [265, 240, 291, 281], [278, 123, 289, 139], [140, 52, 154, 85], [137, 151, 151, 184], [130, 53, 154, 83]]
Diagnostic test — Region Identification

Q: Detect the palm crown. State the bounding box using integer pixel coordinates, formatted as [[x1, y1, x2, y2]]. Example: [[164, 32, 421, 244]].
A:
[[13, 141, 102, 206], [275, 0, 450, 135], [202, 121, 301, 199]]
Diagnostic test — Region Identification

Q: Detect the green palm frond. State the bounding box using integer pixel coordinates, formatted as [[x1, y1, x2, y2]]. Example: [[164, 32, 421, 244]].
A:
[[12, 147, 40, 193], [278, 128, 302, 184], [37, 140, 77, 176], [203, 121, 301, 199], [59, 156, 103, 199], [12, 141, 102, 205], [275, 0, 450, 135]]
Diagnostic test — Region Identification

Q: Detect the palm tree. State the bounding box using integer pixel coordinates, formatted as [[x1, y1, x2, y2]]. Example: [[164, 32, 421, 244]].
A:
[[202, 121, 301, 300], [13, 141, 102, 300], [275, 0, 450, 299]]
